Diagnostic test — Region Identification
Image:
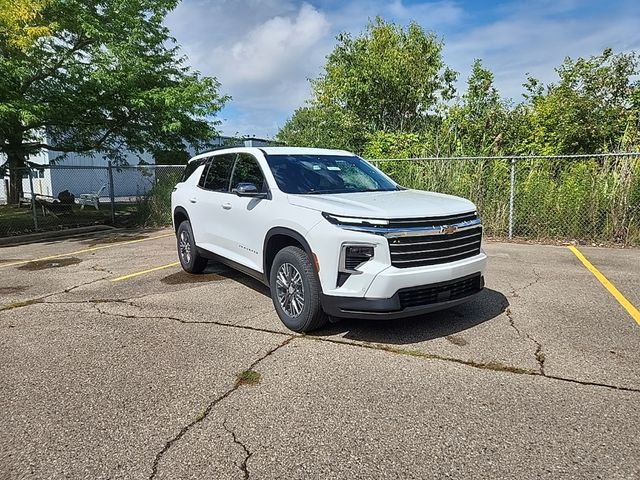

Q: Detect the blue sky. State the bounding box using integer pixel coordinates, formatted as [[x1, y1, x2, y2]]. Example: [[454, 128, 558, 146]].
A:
[[164, 0, 640, 139]]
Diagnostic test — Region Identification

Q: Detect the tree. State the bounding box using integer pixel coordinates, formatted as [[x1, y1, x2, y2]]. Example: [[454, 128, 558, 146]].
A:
[[523, 48, 639, 154], [0, 0, 55, 52], [276, 105, 366, 152], [442, 59, 527, 156], [0, 0, 228, 203], [277, 18, 456, 152]]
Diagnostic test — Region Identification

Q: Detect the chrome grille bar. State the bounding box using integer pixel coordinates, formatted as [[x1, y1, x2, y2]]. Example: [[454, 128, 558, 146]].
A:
[[391, 248, 481, 264], [390, 239, 481, 255], [391, 230, 481, 246]]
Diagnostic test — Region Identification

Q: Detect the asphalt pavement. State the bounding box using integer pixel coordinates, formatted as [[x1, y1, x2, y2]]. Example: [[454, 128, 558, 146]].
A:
[[0, 229, 638, 479]]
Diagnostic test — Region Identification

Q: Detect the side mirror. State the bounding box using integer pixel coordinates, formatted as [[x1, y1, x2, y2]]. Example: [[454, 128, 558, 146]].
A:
[[232, 182, 267, 198]]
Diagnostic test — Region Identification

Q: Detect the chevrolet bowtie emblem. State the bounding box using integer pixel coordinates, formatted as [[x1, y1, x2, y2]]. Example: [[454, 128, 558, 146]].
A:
[[441, 225, 457, 235]]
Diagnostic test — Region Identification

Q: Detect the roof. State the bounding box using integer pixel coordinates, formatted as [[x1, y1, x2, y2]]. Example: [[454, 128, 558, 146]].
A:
[[188, 146, 354, 162]]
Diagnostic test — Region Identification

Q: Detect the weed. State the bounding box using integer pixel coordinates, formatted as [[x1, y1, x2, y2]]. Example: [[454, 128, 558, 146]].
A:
[[236, 369, 261, 386]]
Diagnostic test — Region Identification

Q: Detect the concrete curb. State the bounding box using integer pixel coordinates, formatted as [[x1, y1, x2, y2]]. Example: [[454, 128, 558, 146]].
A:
[[0, 225, 118, 247]]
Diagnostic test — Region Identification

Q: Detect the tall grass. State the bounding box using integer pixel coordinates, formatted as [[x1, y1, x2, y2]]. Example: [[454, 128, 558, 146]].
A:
[[371, 156, 640, 245], [135, 169, 182, 226]]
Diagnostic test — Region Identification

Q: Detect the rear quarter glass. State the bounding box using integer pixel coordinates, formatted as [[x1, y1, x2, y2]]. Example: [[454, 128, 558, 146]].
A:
[[181, 159, 205, 182]]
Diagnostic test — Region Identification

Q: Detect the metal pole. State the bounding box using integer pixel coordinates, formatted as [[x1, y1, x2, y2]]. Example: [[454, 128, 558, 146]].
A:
[[508, 158, 516, 240], [108, 161, 116, 224], [28, 168, 38, 231]]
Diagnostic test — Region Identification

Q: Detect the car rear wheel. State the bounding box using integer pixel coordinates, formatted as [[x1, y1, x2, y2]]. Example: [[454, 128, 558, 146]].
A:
[[270, 246, 328, 332], [177, 220, 208, 274]]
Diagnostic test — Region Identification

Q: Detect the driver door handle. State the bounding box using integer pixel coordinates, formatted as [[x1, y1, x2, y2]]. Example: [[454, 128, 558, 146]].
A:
[[189, 197, 197, 204], [222, 202, 232, 210]]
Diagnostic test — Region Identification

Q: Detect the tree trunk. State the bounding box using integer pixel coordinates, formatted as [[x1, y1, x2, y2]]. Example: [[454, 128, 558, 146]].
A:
[[7, 152, 25, 205]]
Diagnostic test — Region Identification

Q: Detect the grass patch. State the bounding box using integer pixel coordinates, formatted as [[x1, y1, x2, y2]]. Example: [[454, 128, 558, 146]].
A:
[[236, 369, 261, 386], [0, 203, 137, 237], [0, 298, 43, 312], [375, 343, 535, 375]]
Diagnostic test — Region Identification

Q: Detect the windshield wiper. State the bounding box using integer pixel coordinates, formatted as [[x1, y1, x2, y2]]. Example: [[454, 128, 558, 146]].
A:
[[306, 189, 339, 195]]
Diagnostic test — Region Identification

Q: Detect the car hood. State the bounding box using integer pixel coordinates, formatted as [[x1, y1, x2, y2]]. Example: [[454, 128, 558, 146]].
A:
[[287, 189, 476, 218]]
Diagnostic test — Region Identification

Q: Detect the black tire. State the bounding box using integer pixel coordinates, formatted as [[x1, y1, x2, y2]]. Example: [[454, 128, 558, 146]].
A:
[[269, 246, 328, 332], [176, 220, 208, 274]]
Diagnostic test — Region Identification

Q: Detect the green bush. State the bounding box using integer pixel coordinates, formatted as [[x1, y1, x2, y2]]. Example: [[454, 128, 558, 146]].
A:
[[135, 170, 182, 226], [372, 156, 640, 245]]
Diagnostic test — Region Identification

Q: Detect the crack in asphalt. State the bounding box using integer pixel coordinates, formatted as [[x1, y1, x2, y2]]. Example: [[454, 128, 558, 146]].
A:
[[147, 336, 294, 480], [508, 268, 542, 298], [91, 301, 639, 393], [223, 421, 253, 480], [532, 339, 546, 376], [504, 306, 546, 375], [91, 302, 293, 339], [8, 295, 637, 394], [0, 275, 111, 313], [504, 269, 547, 376], [504, 306, 522, 336]]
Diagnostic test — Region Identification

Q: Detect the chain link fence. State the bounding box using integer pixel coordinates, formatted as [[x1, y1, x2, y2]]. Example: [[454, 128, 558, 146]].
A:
[[0, 164, 182, 237], [1, 154, 639, 245], [370, 153, 640, 245]]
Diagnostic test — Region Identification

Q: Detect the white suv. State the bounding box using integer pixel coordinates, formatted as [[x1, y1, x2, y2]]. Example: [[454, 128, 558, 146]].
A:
[[171, 147, 486, 332]]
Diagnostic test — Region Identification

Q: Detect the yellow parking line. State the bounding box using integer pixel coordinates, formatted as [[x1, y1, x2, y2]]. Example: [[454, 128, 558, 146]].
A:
[[568, 246, 640, 326], [0, 233, 174, 269], [111, 261, 180, 282]]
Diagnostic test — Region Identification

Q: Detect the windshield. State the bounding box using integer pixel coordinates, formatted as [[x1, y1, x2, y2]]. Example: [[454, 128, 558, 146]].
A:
[[265, 154, 398, 194]]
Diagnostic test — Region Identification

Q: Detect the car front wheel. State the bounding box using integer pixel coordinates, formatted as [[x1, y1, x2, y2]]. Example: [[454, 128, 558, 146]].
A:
[[176, 220, 208, 273], [269, 246, 328, 332]]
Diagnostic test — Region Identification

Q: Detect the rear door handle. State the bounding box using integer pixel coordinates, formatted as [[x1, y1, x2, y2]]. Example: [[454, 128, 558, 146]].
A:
[[222, 202, 232, 210], [189, 197, 197, 204]]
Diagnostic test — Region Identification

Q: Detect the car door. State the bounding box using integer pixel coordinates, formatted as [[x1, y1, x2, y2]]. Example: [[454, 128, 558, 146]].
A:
[[188, 153, 237, 256], [223, 153, 272, 272]]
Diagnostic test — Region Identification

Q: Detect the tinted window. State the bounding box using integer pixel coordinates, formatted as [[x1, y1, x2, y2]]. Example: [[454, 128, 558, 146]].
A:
[[265, 154, 397, 194], [230, 154, 267, 192], [199, 154, 236, 191], [181, 159, 205, 182]]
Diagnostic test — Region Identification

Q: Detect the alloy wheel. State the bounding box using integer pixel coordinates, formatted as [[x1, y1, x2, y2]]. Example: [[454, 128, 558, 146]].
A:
[[275, 262, 305, 317], [179, 230, 192, 264]]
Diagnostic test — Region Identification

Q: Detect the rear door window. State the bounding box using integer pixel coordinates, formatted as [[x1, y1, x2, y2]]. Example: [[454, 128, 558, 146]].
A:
[[199, 154, 237, 191]]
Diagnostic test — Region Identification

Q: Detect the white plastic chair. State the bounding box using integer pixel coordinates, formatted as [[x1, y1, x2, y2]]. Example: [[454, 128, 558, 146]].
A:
[[78, 184, 107, 210]]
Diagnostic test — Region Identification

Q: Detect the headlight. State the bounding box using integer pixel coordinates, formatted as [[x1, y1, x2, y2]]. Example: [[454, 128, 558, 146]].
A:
[[322, 212, 389, 226]]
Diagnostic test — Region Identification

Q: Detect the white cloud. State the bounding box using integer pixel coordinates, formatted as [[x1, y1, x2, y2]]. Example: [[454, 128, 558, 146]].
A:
[[166, 1, 332, 136], [223, 4, 329, 84], [166, 0, 640, 137], [444, 1, 640, 101]]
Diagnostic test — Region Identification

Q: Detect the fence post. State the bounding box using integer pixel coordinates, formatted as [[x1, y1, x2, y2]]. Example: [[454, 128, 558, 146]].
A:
[[28, 168, 38, 231], [508, 158, 516, 240], [108, 161, 116, 224]]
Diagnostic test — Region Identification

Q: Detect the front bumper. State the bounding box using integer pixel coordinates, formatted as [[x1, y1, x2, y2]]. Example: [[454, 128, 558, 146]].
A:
[[321, 273, 484, 319]]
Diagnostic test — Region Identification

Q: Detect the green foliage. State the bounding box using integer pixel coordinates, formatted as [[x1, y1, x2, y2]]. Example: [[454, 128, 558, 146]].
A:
[[135, 169, 182, 226], [523, 49, 639, 154], [276, 105, 364, 152], [277, 18, 455, 151], [314, 18, 455, 133], [369, 156, 640, 244], [0, 0, 228, 202], [0, 0, 55, 51], [442, 60, 529, 156], [153, 150, 190, 165]]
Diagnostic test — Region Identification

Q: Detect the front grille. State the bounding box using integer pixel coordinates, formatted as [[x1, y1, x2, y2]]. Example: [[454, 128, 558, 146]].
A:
[[389, 225, 482, 268], [398, 274, 482, 309]]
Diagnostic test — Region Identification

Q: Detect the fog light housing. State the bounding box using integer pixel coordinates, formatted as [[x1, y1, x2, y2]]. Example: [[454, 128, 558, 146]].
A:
[[340, 244, 375, 273]]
